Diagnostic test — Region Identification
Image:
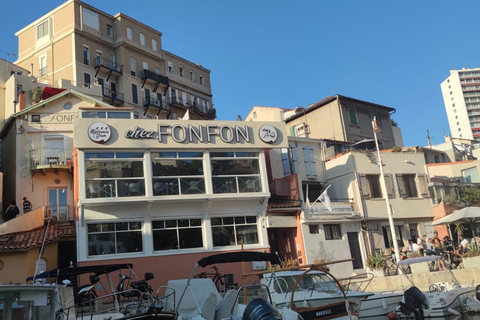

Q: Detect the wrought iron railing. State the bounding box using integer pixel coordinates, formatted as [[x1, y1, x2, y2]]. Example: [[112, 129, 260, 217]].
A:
[[95, 57, 122, 73], [102, 86, 124, 102]]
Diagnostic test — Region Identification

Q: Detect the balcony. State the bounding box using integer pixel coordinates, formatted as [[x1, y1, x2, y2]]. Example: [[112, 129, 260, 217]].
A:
[[165, 96, 216, 120], [94, 57, 122, 82], [30, 148, 73, 175], [141, 69, 169, 93], [143, 95, 171, 118], [102, 86, 124, 105]]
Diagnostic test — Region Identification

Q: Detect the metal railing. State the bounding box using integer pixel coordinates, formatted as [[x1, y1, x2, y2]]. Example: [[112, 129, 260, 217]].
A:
[[141, 69, 169, 86], [45, 205, 71, 221], [30, 148, 73, 167], [95, 57, 122, 73], [102, 86, 124, 102]]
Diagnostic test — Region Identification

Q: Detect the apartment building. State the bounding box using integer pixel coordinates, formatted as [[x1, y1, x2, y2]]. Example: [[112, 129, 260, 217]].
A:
[[14, 0, 214, 121], [441, 68, 480, 141], [284, 95, 401, 149]]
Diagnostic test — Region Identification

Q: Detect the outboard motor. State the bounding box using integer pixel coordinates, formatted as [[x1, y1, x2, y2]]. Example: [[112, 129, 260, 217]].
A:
[[243, 298, 282, 320], [398, 286, 425, 316]]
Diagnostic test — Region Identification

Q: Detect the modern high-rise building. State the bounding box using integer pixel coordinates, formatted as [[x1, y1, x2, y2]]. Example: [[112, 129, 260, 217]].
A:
[[441, 67, 480, 141], [14, 0, 214, 121]]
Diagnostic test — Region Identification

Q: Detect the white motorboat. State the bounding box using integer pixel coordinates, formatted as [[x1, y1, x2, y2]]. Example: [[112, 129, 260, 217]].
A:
[[260, 266, 404, 318], [394, 255, 480, 318], [157, 251, 358, 320]]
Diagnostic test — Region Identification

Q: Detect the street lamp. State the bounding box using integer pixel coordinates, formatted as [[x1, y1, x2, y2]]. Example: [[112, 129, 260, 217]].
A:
[[372, 117, 401, 261]]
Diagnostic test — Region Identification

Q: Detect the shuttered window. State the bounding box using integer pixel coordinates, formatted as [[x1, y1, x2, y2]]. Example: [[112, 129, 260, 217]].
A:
[[303, 147, 316, 179]]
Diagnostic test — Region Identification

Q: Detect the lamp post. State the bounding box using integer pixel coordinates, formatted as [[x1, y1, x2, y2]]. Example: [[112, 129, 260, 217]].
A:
[[372, 117, 401, 261]]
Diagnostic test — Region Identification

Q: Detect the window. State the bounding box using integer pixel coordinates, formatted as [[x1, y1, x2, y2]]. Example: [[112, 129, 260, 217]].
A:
[[140, 33, 145, 46], [39, 55, 47, 76], [309, 225, 319, 234], [83, 46, 89, 65], [302, 147, 316, 178], [154, 67, 160, 74], [281, 148, 293, 176], [396, 174, 418, 198], [142, 61, 148, 71], [324, 224, 342, 240], [211, 216, 258, 247], [179, 66, 184, 77], [127, 27, 133, 40], [152, 152, 205, 196], [130, 57, 136, 76], [302, 182, 321, 203], [366, 175, 382, 198], [81, 110, 131, 119], [349, 108, 358, 125], [87, 221, 142, 256], [82, 7, 99, 30], [152, 218, 203, 251], [190, 71, 195, 82], [95, 50, 102, 66], [36, 20, 48, 40], [211, 152, 261, 194], [85, 152, 145, 198], [106, 24, 112, 37], [132, 84, 138, 104], [462, 168, 480, 183], [152, 39, 158, 51], [200, 75, 204, 85], [84, 73, 91, 88], [168, 61, 173, 73]]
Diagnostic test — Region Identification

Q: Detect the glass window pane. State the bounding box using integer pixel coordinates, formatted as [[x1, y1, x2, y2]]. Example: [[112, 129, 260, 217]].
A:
[[234, 216, 245, 224], [152, 221, 164, 229], [102, 223, 114, 232], [179, 228, 203, 248], [153, 229, 178, 250], [211, 218, 222, 226], [223, 217, 234, 225], [178, 152, 203, 158], [246, 216, 256, 223], [190, 219, 201, 227], [116, 222, 129, 231], [237, 225, 259, 244], [178, 219, 189, 228], [88, 233, 115, 255], [116, 231, 143, 253], [212, 226, 234, 246], [116, 152, 143, 159], [165, 220, 177, 228], [85, 153, 114, 159], [211, 152, 234, 157]]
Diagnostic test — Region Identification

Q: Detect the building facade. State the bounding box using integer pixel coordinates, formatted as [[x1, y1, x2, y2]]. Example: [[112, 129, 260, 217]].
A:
[[441, 68, 480, 142], [73, 118, 288, 287], [14, 0, 214, 121]]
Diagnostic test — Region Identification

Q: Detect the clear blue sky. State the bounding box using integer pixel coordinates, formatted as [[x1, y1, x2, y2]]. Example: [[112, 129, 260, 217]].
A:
[[1, 1, 479, 147]]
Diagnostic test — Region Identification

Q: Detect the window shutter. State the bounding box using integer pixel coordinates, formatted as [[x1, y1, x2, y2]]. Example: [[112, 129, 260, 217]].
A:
[[416, 174, 429, 197], [384, 174, 395, 198], [396, 174, 406, 198], [303, 147, 316, 179], [281, 148, 291, 176], [359, 175, 371, 199], [290, 143, 299, 174]]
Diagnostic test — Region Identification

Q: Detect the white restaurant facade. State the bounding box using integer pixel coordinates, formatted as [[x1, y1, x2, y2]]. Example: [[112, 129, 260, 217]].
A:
[[73, 118, 288, 286]]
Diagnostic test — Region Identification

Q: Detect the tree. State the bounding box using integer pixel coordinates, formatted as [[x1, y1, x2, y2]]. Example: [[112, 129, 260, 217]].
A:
[[460, 187, 480, 206]]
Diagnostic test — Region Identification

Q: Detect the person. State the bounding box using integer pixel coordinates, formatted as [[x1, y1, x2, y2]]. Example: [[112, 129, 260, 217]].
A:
[[430, 230, 447, 271], [5, 200, 19, 221], [23, 197, 32, 213], [459, 235, 469, 252], [442, 235, 454, 263]]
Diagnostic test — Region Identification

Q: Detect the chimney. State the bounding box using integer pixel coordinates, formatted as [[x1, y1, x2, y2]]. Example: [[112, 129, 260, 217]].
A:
[[18, 91, 26, 111]]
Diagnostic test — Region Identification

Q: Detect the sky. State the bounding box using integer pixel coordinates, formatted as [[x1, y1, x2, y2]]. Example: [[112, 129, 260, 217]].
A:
[[1, 1, 479, 147]]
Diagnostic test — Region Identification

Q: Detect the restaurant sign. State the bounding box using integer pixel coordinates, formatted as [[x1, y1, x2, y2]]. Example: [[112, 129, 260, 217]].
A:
[[310, 203, 353, 214]]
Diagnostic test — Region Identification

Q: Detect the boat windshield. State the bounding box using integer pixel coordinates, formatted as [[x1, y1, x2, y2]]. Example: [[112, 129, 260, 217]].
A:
[[273, 273, 340, 294]]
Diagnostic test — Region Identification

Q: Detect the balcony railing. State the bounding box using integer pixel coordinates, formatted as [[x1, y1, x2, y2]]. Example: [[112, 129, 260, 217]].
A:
[[102, 86, 124, 103], [45, 205, 72, 221], [95, 57, 122, 74], [165, 96, 216, 119], [30, 148, 73, 168], [141, 69, 169, 87], [39, 67, 47, 76], [143, 95, 170, 111]]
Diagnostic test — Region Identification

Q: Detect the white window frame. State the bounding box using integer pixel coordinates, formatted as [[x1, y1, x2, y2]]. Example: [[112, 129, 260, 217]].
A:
[[140, 33, 145, 46], [199, 75, 204, 85], [39, 54, 47, 77], [106, 24, 112, 37], [168, 61, 173, 73], [152, 39, 158, 51], [142, 61, 148, 71], [190, 71, 195, 82], [126, 27, 133, 40], [130, 57, 136, 77], [36, 20, 49, 40], [179, 66, 184, 77]]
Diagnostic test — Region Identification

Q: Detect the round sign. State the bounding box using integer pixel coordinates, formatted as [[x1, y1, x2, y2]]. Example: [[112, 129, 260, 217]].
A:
[[258, 124, 278, 144], [88, 122, 111, 144]]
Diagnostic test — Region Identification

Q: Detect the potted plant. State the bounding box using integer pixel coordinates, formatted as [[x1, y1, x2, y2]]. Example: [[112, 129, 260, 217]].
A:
[[366, 252, 387, 277], [462, 242, 480, 268], [28, 87, 43, 104]]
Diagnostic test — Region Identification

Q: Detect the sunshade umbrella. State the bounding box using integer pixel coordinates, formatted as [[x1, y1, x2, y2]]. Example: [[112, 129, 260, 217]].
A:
[[432, 206, 480, 237]]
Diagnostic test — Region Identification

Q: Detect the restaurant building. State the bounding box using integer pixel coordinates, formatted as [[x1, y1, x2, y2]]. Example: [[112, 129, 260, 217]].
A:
[[74, 118, 288, 286]]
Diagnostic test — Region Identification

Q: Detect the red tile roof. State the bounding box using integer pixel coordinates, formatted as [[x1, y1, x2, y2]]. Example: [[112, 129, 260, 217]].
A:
[[0, 221, 75, 251]]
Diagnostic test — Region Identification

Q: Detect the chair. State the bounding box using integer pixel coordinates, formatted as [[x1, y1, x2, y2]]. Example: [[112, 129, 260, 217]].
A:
[[88, 184, 99, 198], [154, 182, 165, 195], [243, 179, 260, 192], [129, 182, 142, 195]]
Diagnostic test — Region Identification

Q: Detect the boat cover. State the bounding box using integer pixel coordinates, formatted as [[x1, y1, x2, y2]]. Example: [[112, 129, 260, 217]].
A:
[[397, 256, 439, 266], [26, 263, 133, 282]]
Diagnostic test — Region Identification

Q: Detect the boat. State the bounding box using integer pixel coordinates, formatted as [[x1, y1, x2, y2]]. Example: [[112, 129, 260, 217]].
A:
[[157, 251, 358, 320], [24, 263, 172, 319], [258, 263, 404, 318], [393, 255, 480, 318]]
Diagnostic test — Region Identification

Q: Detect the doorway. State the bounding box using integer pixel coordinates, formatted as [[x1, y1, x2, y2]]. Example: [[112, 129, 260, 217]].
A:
[[48, 187, 68, 220], [347, 232, 363, 269]]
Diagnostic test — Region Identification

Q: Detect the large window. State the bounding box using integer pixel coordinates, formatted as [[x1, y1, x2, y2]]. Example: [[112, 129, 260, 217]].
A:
[[366, 175, 382, 198], [152, 218, 203, 251], [37, 20, 48, 40], [211, 216, 258, 247], [81, 110, 131, 118], [152, 152, 205, 196], [87, 221, 142, 256], [397, 174, 418, 198], [132, 84, 138, 104], [324, 224, 342, 240], [85, 152, 145, 198], [211, 152, 261, 194]]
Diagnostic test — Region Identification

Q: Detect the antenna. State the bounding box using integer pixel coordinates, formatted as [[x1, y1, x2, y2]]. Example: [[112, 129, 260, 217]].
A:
[[426, 129, 431, 148]]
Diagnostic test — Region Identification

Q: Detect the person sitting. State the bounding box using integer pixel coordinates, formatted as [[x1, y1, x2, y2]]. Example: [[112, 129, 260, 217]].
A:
[[430, 230, 447, 271], [459, 235, 469, 253]]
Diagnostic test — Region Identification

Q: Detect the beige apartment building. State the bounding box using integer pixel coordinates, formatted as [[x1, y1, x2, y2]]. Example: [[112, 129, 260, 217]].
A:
[[14, 0, 214, 121]]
